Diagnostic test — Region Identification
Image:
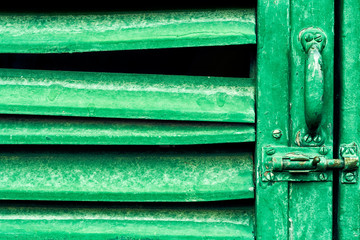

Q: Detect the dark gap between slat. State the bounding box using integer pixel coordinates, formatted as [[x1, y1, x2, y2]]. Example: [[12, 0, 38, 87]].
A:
[[0, 142, 255, 152], [0, 45, 255, 78], [0, 198, 255, 209], [0, 4, 257, 13]]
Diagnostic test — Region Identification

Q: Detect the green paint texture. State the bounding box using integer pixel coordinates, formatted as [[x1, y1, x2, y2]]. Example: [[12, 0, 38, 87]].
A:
[[256, 1, 290, 239], [0, 203, 254, 239], [256, 0, 334, 239], [338, 0, 360, 239], [0, 148, 254, 202], [0, 69, 255, 123], [0, 8, 258, 239], [0, 9, 255, 53], [288, 1, 334, 239], [0, 115, 255, 145]]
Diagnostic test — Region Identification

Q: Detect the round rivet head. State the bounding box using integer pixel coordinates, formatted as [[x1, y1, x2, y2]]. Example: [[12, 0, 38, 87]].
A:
[[272, 129, 282, 139], [266, 148, 276, 155]]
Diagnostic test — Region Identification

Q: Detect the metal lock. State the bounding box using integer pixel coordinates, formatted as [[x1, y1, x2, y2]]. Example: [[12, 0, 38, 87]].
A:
[[262, 145, 359, 182]]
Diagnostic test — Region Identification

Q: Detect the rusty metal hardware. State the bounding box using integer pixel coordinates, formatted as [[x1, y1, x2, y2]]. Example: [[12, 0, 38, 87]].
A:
[[340, 143, 359, 184], [262, 146, 358, 182], [299, 27, 327, 135], [270, 154, 356, 173]]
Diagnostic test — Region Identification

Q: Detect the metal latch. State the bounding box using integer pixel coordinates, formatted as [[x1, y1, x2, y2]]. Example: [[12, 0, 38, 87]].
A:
[[271, 154, 343, 172], [262, 145, 359, 182]]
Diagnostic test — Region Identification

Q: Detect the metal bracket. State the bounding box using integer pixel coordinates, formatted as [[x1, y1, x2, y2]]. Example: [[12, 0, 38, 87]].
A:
[[262, 146, 333, 182], [261, 145, 359, 182], [340, 143, 359, 184]]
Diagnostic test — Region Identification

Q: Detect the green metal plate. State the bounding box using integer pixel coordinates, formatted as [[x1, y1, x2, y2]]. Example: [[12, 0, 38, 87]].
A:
[[0, 202, 254, 239], [261, 146, 333, 182], [0, 115, 255, 145], [0, 68, 255, 123], [0, 147, 254, 201], [0, 9, 255, 53]]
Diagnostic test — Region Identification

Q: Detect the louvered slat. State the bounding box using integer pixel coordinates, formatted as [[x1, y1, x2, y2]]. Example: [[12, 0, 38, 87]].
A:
[[0, 203, 254, 239], [0, 148, 254, 201], [0, 8, 257, 239], [0, 9, 255, 53], [0, 68, 255, 123], [0, 115, 254, 145]]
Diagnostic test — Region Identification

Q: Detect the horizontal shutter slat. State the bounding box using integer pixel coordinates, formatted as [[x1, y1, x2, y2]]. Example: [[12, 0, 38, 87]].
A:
[[0, 203, 254, 239], [0, 9, 255, 53], [0, 148, 254, 201], [0, 115, 255, 145], [0, 68, 255, 123]]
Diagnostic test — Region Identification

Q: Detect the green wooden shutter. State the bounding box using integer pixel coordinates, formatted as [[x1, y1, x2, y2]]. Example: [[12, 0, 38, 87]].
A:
[[337, 0, 360, 239], [256, 0, 335, 239], [0, 7, 256, 239]]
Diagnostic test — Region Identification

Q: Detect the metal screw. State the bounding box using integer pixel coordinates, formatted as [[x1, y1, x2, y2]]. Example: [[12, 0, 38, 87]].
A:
[[305, 33, 314, 42], [319, 146, 328, 155], [303, 134, 312, 143], [349, 148, 356, 155], [314, 33, 323, 42], [340, 147, 356, 156], [318, 172, 328, 181], [313, 135, 322, 143], [340, 147, 346, 157], [266, 148, 276, 155], [344, 172, 355, 182], [272, 129, 282, 139], [264, 171, 275, 181]]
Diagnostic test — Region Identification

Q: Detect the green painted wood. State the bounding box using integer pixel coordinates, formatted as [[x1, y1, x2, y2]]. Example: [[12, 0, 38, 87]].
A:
[[288, 1, 334, 239], [0, 68, 255, 123], [256, 1, 290, 239], [0, 9, 255, 53], [0, 115, 255, 145], [256, 0, 334, 239], [289, 0, 334, 145], [0, 147, 254, 201], [0, 203, 255, 239], [289, 182, 333, 239], [338, 0, 360, 238]]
